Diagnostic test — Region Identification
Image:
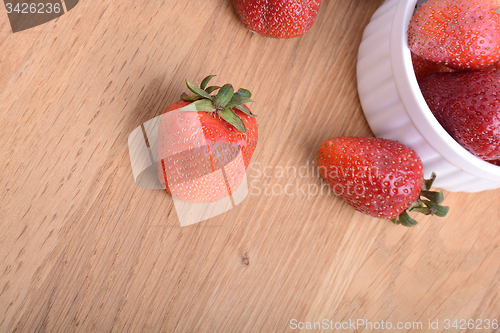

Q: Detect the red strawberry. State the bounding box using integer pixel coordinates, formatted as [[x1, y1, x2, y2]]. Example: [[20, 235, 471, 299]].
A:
[[487, 0, 500, 7], [419, 71, 500, 160], [493, 59, 500, 69], [411, 52, 454, 80], [488, 159, 500, 165], [317, 137, 448, 226], [232, 0, 321, 39], [157, 76, 258, 203], [408, 0, 500, 70]]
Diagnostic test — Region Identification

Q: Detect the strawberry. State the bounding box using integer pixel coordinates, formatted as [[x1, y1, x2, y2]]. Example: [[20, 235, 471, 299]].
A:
[[232, 0, 321, 39], [157, 76, 258, 203], [317, 137, 448, 227], [419, 71, 500, 160], [411, 51, 454, 80], [408, 0, 500, 70]]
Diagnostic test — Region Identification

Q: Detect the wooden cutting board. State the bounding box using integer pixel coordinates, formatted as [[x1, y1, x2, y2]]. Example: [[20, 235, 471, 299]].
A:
[[1, 0, 500, 332]]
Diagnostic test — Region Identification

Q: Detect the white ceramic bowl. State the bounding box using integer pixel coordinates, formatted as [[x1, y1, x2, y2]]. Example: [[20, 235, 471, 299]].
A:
[[357, 0, 500, 192]]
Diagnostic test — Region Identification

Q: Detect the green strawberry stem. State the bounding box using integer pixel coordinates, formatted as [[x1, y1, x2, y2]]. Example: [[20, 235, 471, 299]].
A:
[[392, 172, 449, 227], [178, 75, 256, 133]]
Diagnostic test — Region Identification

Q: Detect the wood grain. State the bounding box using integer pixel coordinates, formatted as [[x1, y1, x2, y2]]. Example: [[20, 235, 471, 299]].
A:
[[1, 0, 500, 332]]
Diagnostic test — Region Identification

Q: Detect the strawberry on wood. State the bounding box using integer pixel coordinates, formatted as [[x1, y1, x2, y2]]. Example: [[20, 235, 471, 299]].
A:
[[157, 76, 258, 203], [232, 0, 321, 39], [317, 137, 448, 227]]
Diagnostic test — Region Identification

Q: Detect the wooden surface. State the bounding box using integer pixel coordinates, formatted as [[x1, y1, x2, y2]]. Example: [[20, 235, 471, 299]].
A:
[[1, 0, 500, 332]]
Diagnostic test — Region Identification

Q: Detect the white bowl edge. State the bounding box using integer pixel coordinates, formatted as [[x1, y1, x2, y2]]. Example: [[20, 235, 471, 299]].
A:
[[358, 0, 500, 192], [391, 0, 500, 185]]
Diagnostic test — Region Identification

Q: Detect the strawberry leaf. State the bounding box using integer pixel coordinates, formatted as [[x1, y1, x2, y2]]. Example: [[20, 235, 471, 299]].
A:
[[219, 107, 246, 133], [422, 172, 437, 191], [234, 104, 256, 117], [422, 200, 449, 217], [186, 81, 212, 100], [214, 84, 234, 109], [181, 92, 202, 102], [407, 200, 427, 213], [397, 211, 418, 227], [234, 88, 252, 99], [410, 206, 432, 215], [205, 86, 221, 94], [398, 172, 448, 226], [200, 75, 216, 90], [227, 96, 254, 108], [420, 190, 444, 204], [178, 99, 215, 112]]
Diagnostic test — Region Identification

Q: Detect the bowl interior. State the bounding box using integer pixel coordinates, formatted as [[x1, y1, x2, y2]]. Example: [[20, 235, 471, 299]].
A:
[[392, 0, 500, 180]]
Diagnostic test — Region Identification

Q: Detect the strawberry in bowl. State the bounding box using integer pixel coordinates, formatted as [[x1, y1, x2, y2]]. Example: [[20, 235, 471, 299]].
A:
[[408, 0, 500, 70], [157, 76, 258, 203], [407, 0, 500, 163], [419, 71, 500, 161], [411, 51, 454, 80], [357, 0, 500, 191]]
